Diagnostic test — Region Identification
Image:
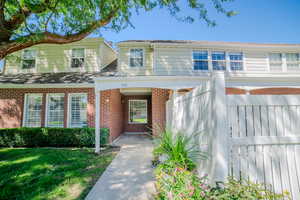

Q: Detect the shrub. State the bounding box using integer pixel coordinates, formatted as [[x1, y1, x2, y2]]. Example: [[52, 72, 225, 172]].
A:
[[0, 127, 109, 147], [154, 162, 290, 200], [153, 129, 206, 171]]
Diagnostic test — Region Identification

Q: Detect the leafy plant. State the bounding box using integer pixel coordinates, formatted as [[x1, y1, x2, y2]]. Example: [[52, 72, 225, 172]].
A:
[[153, 129, 206, 171]]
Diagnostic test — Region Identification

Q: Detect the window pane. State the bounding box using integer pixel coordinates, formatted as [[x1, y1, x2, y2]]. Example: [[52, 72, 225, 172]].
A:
[[286, 53, 299, 62], [47, 94, 64, 127], [230, 62, 243, 71], [213, 61, 226, 70], [229, 53, 243, 61], [71, 58, 84, 68], [72, 48, 85, 58], [130, 49, 143, 67], [212, 51, 225, 60], [70, 94, 87, 127], [24, 94, 42, 127], [22, 60, 35, 69], [129, 100, 147, 123], [230, 52, 243, 71], [194, 61, 208, 70], [23, 50, 36, 59], [269, 53, 282, 62], [193, 51, 208, 60]]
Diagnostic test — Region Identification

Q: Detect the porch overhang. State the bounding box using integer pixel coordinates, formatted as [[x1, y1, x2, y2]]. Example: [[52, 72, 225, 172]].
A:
[[94, 75, 209, 91]]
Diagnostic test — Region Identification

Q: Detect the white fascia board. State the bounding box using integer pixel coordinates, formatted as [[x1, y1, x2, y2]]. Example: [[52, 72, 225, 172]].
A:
[[0, 83, 94, 89]]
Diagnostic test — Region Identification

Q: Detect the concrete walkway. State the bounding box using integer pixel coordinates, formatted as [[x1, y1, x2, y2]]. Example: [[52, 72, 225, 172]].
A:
[[85, 134, 156, 200]]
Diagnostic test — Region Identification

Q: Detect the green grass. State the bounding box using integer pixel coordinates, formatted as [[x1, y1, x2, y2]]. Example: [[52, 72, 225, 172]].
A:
[[0, 147, 118, 200]]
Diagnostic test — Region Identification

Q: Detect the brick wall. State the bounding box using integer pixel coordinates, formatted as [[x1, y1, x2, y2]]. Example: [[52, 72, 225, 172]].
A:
[[0, 88, 95, 128], [152, 88, 170, 136]]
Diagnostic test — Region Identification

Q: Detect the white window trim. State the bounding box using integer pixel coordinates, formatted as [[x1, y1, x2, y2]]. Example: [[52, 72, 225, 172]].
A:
[[21, 49, 38, 69], [286, 52, 300, 71], [212, 51, 226, 71], [191, 49, 210, 72], [45, 93, 65, 127], [22, 93, 43, 127], [228, 52, 244, 71], [70, 48, 86, 68], [268, 52, 283, 72], [67, 93, 88, 128], [128, 99, 148, 124], [128, 48, 145, 68]]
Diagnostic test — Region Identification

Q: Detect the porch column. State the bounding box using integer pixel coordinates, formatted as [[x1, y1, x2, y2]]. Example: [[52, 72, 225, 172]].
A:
[[95, 89, 101, 153]]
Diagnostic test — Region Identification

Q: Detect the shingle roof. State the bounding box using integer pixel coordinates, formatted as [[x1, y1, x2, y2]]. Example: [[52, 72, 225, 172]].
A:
[[119, 40, 300, 47], [0, 72, 100, 84]]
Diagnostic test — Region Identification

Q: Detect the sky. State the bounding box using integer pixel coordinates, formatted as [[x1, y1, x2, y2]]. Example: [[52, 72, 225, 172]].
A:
[[100, 0, 300, 44]]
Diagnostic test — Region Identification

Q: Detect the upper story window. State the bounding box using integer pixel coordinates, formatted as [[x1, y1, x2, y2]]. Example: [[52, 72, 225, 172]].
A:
[[229, 52, 243, 71], [193, 51, 208, 70], [69, 93, 87, 127], [286, 53, 300, 70], [269, 53, 283, 71], [23, 94, 42, 127], [22, 49, 37, 69], [46, 93, 65, 127], [129, 48, 143, 67], [71, 48, 85, 68], [212, 51, 226, 70]]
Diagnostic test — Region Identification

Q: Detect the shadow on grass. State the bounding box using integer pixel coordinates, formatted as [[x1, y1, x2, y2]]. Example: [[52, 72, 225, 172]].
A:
[[0, 147, 118, 200]]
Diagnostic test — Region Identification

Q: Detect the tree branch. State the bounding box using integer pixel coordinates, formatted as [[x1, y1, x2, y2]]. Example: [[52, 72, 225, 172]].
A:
[[0, 7, 118, 59]]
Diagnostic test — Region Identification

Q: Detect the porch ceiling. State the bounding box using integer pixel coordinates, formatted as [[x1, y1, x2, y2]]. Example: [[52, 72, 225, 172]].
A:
[[120, 88, 152, 95]]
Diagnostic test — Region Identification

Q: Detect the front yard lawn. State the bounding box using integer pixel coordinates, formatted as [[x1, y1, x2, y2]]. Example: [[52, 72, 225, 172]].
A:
[[0, 147, 118, 200]]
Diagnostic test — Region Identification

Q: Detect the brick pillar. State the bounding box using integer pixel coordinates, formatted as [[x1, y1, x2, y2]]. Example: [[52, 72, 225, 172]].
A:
[[151, 88, 169, 136]]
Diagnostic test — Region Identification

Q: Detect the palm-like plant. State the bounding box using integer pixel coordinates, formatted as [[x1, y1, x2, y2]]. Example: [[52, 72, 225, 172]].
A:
[[153, 129, 207, 171]]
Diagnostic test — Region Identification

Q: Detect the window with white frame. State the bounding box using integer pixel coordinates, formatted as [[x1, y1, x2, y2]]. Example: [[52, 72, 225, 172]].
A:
[[269, 53, 283, 71], [229, 52, 243, 71], [69, 93, 87, 127], [212, 51, 226, 70], [193, 51, 208, 70], [22, 49, 37, 69], [286, 53, 300, 70], [46, 94, 64, 127], [129, 48, 144, 67], [71, 48, 85, 68], [129, 100, 147, 124], [23, 94, 42, 127]]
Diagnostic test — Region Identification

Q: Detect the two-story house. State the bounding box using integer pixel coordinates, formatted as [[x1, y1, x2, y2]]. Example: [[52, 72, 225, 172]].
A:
[[1, 38, 300, 149]]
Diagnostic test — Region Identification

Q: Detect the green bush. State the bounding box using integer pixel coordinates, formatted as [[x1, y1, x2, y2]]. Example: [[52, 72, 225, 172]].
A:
[[0, 127, 109, 147], [153, 129, 206, 171], [154, 161, 290, 200]]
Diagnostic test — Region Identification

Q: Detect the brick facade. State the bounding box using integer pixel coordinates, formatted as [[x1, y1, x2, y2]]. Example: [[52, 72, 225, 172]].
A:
[[0, 88, 95, 128], [152, 88, 170, 136]]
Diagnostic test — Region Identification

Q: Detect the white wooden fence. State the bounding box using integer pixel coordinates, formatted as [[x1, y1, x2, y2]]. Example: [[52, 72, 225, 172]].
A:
[[228, 95, 300, 199], [166, 73, 300, 199]]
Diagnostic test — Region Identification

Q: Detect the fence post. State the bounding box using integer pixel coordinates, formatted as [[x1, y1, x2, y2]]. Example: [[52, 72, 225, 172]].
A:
[[210, 72, 229, 184]]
